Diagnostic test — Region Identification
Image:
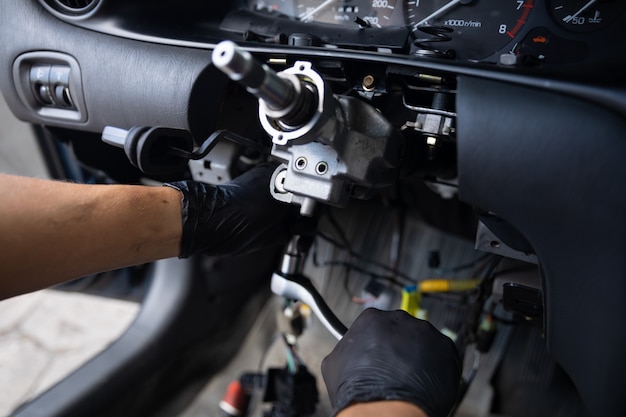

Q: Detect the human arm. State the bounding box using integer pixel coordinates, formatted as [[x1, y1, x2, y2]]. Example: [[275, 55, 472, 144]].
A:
[[0, 163, 289, 300], [0, 173, 182, 298], [322, 308, 462, 417]]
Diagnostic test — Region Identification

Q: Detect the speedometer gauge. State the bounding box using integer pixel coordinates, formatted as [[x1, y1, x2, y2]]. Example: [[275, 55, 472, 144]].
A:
[[296, 0, 398, 27], [406, 0, 534, 60], [248, 0, 403, 28]]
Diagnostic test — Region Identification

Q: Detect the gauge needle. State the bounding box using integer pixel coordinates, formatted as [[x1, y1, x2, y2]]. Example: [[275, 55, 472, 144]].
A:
[[413, 0, 462, 27], [562, 0, 597, 23], [299, 0, 334, 22]]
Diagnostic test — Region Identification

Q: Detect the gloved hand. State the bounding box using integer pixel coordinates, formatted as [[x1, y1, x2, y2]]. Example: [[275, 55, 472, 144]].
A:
[[165, 163, 291, 258], [322, 308, 462, 417]]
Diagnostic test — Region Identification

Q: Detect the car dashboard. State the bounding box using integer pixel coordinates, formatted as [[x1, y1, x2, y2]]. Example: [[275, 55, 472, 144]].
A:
[[1, 1, 626, 417], [38, 0, 626, 77], [4, 0, 625, 135]]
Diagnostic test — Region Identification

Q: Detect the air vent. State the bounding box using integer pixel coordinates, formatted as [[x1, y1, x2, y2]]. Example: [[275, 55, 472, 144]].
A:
[[41, 0, 100, 17]]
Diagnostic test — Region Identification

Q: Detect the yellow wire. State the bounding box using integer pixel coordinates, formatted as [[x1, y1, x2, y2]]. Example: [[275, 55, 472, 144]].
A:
[[419, 278, 481, 293]]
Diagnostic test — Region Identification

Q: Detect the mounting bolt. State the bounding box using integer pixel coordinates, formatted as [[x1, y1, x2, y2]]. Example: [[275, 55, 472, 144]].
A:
[[362, 74, 376, 91]]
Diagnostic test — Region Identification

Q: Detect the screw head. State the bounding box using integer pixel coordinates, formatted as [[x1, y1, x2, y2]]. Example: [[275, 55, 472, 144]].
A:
[[362, 75, 376, 91]]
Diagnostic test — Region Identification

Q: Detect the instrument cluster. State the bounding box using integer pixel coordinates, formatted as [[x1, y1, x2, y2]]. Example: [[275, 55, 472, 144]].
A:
[[33, 0, 626, 81], [244, 0, 626, 65]]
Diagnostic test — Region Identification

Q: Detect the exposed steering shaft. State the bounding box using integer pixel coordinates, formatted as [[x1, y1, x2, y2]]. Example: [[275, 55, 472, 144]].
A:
[[212, 40, 317, 130], [212, 40, 293, 110]]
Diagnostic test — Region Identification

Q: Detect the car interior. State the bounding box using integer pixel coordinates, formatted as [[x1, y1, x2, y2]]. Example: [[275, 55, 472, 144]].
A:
[[1, 1, 625, 416]]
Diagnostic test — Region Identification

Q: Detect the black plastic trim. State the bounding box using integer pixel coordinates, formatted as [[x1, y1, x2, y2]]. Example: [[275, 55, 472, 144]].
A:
[[457, 76, 626, 417]]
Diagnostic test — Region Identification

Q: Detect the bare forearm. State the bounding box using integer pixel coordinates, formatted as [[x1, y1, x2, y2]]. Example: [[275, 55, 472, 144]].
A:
[[0, 174, 182, 299], [337, 401, 428, 417]]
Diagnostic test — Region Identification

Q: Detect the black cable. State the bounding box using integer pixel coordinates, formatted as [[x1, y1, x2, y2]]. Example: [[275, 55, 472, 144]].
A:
[[312, 232, 408, 289], [325, 259, 407, 288], [316, 229, 348, 251], [316, 206, 496, 289], [316, 228, 490, 288], [341, 259, 356, 299], [317, 216, 417, 284]]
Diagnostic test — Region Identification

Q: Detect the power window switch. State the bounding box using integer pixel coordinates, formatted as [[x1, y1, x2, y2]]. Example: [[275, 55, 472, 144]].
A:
[[50, 66, 73, 108], [53, 85, 74, 108], [14, 51, 86, 122], [50, 65, 70, 86], [38, 84, 55, 105], [29, 64, 54, 105], [29, 64, 50, 84]]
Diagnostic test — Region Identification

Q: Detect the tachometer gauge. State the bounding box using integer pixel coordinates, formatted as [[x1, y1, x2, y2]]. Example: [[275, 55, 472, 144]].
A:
[[549, 0, 623, 33], [405, 0, 534, 60], [296, 0, 399, 27]]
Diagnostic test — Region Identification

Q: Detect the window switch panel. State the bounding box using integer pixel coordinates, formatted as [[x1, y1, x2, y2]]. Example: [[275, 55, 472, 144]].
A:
[[14, 51, 86, 123]]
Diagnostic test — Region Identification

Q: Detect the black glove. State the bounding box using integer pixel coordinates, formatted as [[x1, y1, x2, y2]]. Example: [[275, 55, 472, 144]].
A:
[[322, 308, 461, 417], [165, 163, 291, 258]]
